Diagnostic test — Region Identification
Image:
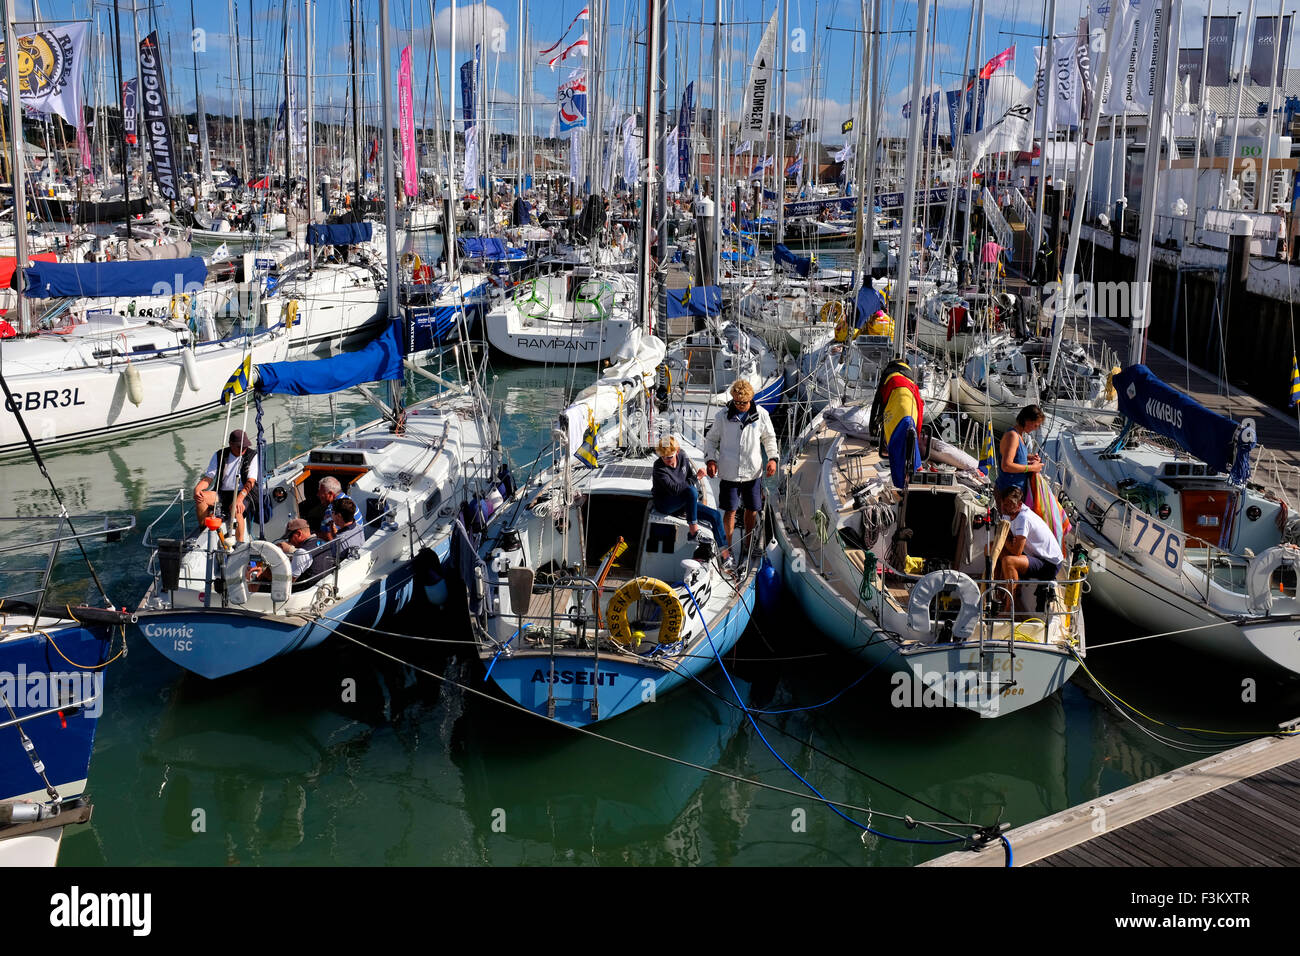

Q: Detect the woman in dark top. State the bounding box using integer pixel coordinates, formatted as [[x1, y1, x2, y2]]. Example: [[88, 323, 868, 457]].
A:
[[652, 435, 726, 547], [997, 404, 1046, 495]]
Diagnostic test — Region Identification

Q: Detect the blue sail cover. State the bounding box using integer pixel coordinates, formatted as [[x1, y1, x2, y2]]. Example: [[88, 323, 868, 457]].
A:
[[773, 243, 812, 278], [665, 286, 722, 319], [1114, 364, 1254, 482], [23, 258, 208, 299], [855, 284, 887, 326], [306, 222, 373, 246], [257, 320, 404, 395]]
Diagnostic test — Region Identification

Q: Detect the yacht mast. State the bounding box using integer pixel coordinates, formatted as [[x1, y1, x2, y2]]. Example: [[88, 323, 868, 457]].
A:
[[893, 0, 931, 356], [5, 2, 29, 333]]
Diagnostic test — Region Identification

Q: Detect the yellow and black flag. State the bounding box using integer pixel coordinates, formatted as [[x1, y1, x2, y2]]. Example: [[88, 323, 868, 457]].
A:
[[221, 354, 252, 405], [841, 119, 853, 134]]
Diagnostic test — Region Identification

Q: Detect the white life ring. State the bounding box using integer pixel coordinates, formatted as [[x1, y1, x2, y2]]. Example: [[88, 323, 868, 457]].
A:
[[907, 569, 983, 641], [224, 540, 293, 606], [1245, 544, 1300, 614]]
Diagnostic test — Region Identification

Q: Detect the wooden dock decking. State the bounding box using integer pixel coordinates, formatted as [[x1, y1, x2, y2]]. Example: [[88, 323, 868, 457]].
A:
[[921, 732, 1300, 867]]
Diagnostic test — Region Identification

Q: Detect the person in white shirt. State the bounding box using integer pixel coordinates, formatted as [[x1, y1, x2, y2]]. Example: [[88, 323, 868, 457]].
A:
[[995, 485, 1064, 610], [193, 429, 258, 543]]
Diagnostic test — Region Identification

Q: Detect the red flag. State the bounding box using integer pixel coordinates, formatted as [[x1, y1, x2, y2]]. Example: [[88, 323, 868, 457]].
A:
[[369, 138, 379, 165], [971, 45, 1015, 88], [249, 175, 270, 189]]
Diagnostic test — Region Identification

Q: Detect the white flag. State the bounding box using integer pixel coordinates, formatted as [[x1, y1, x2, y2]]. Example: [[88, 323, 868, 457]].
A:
[[0, 23, 89, 125], [832, 143, 853, 163], [1101, 0, 1142, 116], [664, 127, 680, 193], [569, 128, 584, 187], [735, 140, 753, 155], [210, 242, 231, 264], [741, 12, 778, 133], [971, 93, 1035, 165], [1052, 37, 1081, 128], [622, 115, 638, 187], [463, 125, 479, 192]]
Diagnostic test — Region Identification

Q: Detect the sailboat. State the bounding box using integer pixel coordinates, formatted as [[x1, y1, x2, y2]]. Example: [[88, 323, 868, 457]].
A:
[[0, 513, 133, 865], [1045, 366, 1300, 677], [135, 6, 511, 681]]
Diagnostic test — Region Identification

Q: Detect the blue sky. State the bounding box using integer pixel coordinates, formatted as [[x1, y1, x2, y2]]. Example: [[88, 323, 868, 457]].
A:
[[24, 0, 1300, 139]]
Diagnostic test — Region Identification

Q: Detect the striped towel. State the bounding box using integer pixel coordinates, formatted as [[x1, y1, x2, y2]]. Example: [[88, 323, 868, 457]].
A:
[[1029, 472, 1071, 552]]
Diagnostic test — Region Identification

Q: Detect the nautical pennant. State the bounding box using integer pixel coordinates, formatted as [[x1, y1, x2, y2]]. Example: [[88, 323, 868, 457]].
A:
[[1290, 354, 1300, 407], [547, 33, 589, 70], [538, 6, 590, 60], [979, 420, 996, 476], [221, 354, 252, 405]]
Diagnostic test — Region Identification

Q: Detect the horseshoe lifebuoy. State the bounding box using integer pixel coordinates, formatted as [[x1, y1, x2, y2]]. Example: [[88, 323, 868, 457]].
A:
[[605, 576, 685, 646]]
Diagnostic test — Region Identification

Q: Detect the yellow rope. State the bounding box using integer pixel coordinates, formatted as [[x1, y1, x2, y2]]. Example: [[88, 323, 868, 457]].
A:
[[38, 608, 129, 670], [1071, 648, 1297, 737]]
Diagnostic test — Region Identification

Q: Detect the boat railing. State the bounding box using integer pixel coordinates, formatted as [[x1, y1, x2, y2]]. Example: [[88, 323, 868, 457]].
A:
[[0, 513, 136, 623]]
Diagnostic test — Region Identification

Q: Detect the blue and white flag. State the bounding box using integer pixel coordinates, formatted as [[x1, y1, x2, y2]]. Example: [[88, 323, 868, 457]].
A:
[[735, 140, 753, 155], [750, 155, 773, 177]]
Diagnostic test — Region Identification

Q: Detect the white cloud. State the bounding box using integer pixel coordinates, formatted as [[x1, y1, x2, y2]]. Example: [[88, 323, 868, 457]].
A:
[[430, 3, 509, 51]]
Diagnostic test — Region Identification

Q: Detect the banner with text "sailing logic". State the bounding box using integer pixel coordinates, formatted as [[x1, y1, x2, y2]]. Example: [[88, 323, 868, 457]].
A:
[[0, 23, 88, 125], [138, 31, 180, 202]]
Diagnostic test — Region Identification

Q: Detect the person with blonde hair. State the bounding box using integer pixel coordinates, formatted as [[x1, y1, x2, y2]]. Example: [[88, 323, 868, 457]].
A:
[[703, 379, 778, 562], [652, 434, 725, 546]]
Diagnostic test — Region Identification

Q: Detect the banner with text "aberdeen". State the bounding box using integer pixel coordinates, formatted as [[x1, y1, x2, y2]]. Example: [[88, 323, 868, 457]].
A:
[[138, 31, 180, 202]]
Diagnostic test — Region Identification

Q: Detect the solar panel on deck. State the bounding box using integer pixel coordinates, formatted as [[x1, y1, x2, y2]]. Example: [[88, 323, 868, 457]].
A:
[[599, 462, 653, 481]]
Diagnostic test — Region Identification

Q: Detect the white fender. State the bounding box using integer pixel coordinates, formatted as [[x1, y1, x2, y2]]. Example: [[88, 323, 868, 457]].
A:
[[123, 362, 144, 406], [907, 569, 983, 641], [181, 347, 201, 391], [224, 540, 293, 606], [1246, 544, 1300, 614]]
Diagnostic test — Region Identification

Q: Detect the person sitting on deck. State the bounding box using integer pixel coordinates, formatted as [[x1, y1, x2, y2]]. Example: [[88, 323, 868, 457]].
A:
[[652, 434, 726, 548], [309, 477, 352, 541], [279, 518, 337, 591], [193, 429, 257, 544], [994, 486, 1064, 612], [329, 497, 365, 558]]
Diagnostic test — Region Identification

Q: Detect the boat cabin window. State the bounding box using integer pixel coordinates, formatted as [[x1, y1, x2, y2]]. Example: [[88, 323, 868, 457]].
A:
[[582, 494, 647, 576]]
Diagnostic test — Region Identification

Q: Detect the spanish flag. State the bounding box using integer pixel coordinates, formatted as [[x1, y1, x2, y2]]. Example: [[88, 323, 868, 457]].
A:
[[221, 354, 252, 405], [979, 420, 996, 476], [1290, 354, 1299, 407]]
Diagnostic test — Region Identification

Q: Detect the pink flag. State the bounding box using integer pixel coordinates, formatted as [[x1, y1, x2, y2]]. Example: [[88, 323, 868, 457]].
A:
[[399, 46, 417, 198], [76, 113, 95, 184], [973, 45, 1015, 87]]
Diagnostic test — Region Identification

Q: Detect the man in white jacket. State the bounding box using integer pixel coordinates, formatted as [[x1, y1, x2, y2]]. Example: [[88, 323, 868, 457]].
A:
[[703, 379, 779, 561]]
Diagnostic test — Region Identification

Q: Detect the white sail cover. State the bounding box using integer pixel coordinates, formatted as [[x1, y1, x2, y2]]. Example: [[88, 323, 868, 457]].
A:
[[741, 12, 778, 134], [622, 115, 639, 186]]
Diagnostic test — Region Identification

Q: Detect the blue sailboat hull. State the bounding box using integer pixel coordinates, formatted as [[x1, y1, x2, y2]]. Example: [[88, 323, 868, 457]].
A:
[[485, 576, 755, 727], [0, 624, 109, 802], [139, 563, 423, 679]]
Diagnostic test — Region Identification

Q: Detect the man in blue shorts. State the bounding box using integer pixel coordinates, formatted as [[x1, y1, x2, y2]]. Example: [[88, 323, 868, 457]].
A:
[[703, 379, 779, 563]]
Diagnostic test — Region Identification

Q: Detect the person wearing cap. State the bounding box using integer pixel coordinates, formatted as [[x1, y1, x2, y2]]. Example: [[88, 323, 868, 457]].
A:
[[702, 379, 778, 561], [194, 429, 258, 543], [652, 434, 726, 548], [277, 517, 336, 589]]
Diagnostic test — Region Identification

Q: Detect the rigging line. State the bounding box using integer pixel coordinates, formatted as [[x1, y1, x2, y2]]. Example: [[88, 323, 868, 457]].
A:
[[668, 641, 974, 827], [333, 626, 975, 840], [683, 581, 964, 844], [1068, 646, 1289, 752]]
